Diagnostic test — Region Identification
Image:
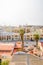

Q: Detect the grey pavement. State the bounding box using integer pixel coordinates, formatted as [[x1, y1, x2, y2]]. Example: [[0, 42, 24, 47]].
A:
[[9, 54, 43, 65], [9, 54, 29, 65]]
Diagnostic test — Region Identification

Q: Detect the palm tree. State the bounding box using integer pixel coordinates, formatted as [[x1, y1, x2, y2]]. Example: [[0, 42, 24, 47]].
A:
[[19, 28, 25, 51], [33, 33, 40, 48]]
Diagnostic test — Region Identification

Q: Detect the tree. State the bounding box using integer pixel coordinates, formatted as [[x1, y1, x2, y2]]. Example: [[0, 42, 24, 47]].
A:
[[33, 33, 40, 48], [19, 28, 25, 51]]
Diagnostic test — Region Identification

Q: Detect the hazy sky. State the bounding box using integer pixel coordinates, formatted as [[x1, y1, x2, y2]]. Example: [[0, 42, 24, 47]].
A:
[[0, 0, 43, 26]]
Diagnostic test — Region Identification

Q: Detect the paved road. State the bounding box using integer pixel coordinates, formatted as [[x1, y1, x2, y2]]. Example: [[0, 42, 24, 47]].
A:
[[0, 40, 36, 46], [9, 54, 29, 65], [9, 54, 43, 65], [0, 39, 43, 42], [0, 39, 43, 46]]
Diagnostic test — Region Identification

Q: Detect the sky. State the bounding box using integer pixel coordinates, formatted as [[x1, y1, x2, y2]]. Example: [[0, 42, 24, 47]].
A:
[[0, 0, 43, 26]]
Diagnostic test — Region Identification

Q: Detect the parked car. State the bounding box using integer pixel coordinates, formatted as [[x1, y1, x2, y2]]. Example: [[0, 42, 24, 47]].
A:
[[14, 51, 26, 54]]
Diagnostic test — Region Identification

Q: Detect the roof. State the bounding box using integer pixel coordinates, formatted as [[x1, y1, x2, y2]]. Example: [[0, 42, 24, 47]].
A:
[[0, 52, 12, 55], [0, 44, 14, 51], [0, 43, 14, 55], [15, 41, 22, 48]]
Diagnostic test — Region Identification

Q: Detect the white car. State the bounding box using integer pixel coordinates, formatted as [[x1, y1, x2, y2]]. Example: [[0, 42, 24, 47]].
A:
[[14, 51, 26, 54]]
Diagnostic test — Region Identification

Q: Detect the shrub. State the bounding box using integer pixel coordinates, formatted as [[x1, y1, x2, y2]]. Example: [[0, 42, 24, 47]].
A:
[[1, 60, 10, 65]]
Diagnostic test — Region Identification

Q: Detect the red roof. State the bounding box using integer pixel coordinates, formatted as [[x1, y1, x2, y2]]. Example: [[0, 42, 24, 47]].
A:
[[0, 52, 12, 55], [15, 41, 22, 48], [13, 49, 17, 53], [0, 44, 14, 51], [0, 44, 14, 55]]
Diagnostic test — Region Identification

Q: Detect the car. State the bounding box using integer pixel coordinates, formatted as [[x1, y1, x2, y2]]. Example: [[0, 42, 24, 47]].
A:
[[14, 51, 26, 54]]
